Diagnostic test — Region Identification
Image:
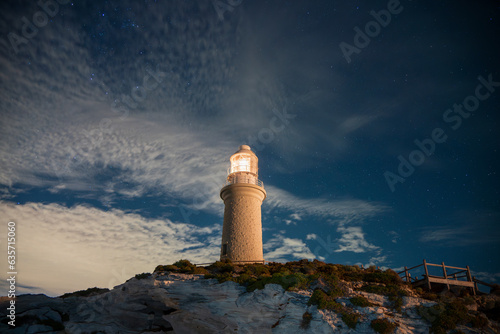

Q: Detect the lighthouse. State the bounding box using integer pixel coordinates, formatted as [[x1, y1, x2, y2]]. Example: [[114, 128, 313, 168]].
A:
[[220, 145, 266, 264]]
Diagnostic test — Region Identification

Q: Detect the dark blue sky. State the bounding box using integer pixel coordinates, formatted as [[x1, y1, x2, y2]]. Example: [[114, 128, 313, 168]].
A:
[[0, 0, 499, 296]]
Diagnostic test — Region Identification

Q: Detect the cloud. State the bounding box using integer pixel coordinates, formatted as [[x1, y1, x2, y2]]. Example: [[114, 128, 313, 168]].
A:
[[0, 1, 391, 240], [420, 210, 500, 246], [334, 226, 380, 254], [361, 256, 388, 269], [471, 271, 500, 285], [0, 0, 402, 296], [265, 186, 388, 224], [0, 1, 289, 205], [420, 227, 466, 243], [0, 200, 329, 296], [264, 234, 315, 262], [388, 231, 400, 244], [0, 201, 221, 296], [420, 224, 500, 246]]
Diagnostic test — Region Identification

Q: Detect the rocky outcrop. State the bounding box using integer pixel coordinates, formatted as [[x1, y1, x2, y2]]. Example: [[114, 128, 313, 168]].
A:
[[0, 273, 498, 333]]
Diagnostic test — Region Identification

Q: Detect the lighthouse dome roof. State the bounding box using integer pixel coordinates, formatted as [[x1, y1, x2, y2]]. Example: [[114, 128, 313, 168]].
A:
[[235, 145, 255, 155]]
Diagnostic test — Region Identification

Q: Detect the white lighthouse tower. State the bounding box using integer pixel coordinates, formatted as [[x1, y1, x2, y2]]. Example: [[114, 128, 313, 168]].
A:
[[220, 145, 266, 264]]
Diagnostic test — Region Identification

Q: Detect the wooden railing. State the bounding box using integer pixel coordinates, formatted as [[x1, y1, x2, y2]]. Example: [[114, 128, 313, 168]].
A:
[[398, 260, 480, 295]]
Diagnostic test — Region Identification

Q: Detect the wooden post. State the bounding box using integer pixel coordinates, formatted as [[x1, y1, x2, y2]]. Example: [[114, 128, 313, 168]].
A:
[[442, 262, 450, 290], [466, 266, 475, 295], [404, 266, 409, 282], [473, 276, 478, 293], [423, 259, 431, 291]]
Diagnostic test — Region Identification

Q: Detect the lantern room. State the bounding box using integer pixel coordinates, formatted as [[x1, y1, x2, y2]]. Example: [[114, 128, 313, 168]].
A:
[[224, 145, 263, 188], [229, 145, 258, 176]]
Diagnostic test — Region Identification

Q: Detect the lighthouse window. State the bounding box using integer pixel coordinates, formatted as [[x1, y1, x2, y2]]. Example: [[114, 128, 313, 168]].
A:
[[222, 244, 228, 256], [231, 156, 251, 173]]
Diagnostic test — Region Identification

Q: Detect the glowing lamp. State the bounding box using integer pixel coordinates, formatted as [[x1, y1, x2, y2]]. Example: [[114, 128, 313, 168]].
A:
[[225, 145, 261, 187]]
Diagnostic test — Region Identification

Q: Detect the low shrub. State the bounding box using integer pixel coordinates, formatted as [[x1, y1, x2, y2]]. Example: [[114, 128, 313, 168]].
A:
[[308, 289, 343, 311], [192, 266, 209, 275], [418, 299, 471, 333], [246, 272, 308, 292], [371, 318, 397, 334], [363, 269, 402, 285], [134, 272, 151, 280], [360, 284, 407, 312], [470, 314, 488, 328], [300, 311, 313, 329], [243, 263, 271, 276], [154, 264, 179, 272], [207, 260, 234, 273], [173, 259, 196, 273], [350, 296, 373, 307], [341, 312, 359, 329], [156, 260, 208, 275], [308, 289, 358, 329], [60, 287, 109, 298]]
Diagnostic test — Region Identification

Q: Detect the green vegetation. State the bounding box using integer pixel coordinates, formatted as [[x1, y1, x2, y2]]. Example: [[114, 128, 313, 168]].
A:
[[154, 264, 180, 272], [350, 295, 373, 307], [470, 314, 488, 328], [417, 298, 483, 333], [60, 287, 109, 298], [154, 260, 403, 294], [307, 289, 359, 329], [155, 259, 208, 275], [360, 284, 407, 312], [308, 289, 343, 311], [151, 259, 495, 332], [300, 311, 313, 329], [371, 318, 397, 334], [341, 312, 360, 329], [134, 272, 151, 280]]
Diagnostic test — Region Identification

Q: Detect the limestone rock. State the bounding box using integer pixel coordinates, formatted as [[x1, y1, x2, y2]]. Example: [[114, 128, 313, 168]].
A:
[[1, 273, 498, 333]]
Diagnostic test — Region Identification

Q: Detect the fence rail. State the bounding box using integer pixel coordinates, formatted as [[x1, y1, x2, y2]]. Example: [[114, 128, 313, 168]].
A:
[[397, 260, 494, 295]]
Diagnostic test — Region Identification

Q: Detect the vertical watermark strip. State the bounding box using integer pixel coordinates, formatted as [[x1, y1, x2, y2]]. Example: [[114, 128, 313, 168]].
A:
[[6, 221, 17, 327]]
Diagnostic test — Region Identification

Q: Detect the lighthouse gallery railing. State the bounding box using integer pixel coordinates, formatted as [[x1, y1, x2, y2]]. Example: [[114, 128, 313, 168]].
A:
[[223, 174, 264, 188]]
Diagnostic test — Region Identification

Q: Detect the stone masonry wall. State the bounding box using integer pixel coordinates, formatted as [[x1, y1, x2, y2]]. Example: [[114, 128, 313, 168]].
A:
[[220, 184, 266, 263]]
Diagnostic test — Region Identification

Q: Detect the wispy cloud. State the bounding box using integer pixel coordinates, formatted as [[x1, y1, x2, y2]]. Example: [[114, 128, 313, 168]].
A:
[[334, 226, 380, 254], [265, 186, 388, 224], [264, 233, 315, 262], [360, 256, 388, 269], [0, 201, 221, 296], [419, 210, 500, 247], [420, 223, 500, 246], [471, 271, 500, 285], [388, 231, 400, 244]]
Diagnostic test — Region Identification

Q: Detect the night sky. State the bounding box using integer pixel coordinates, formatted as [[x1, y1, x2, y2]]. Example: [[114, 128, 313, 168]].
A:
[[0, 0, 499, 297]]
